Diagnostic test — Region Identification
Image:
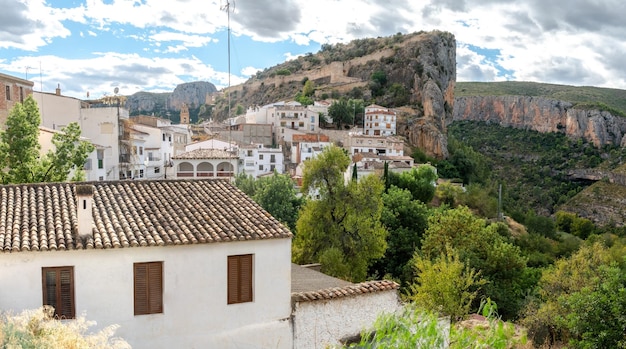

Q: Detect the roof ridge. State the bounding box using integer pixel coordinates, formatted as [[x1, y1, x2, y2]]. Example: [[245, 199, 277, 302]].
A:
[[291, 279, 399, 302]]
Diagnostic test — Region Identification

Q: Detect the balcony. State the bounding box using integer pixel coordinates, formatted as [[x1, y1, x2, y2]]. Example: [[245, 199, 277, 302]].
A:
[[119, 154, 130, 163]]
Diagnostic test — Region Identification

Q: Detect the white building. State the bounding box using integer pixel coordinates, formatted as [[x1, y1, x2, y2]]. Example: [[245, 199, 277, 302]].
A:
[[364, 104, 396, 136], [347, 134, 404, 157], [291, 134, 332, 166], [239, 144, 284, 178], [0, 180, 293, 349], [34, 90, 127, 180], [173, 148, 239, 179], [38, 126, 107, 181], [244, 101, 325, 143]]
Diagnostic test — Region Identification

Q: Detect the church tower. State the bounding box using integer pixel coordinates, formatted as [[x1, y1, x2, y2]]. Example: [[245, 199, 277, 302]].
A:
[[180, 103, 190, 124]]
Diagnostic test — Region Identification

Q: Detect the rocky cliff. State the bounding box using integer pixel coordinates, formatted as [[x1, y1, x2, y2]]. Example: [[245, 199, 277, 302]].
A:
[[221, 31, 456, 158], [453, 96, 626, 147], [126, 81, 217, 114]]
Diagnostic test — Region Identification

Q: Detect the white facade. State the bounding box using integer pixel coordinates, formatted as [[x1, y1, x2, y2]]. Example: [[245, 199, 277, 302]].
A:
[[364, 104, 396, 136], [34, 91, 127, 180], [186, 138, 238, 153], [239, 144, 284, 177], [347, 134, 404, 157], [291, 140, 331, 165], [245, 101, 326, 143], [0, 239, 293, 349], [292, 291, 400, 349]]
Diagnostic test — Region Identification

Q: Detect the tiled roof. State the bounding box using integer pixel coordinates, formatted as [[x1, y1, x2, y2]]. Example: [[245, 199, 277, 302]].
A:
[[291, 264, 398, 302], [173, 148, 238, 160], [292, 280, 399, 302], [0, 179, 292, 253]]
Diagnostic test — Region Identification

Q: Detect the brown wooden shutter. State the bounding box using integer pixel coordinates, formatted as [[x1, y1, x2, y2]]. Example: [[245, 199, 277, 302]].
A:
[[59, 268, 75, 319], [42, 267, 75, 319], [240, 254, 253, 303], [227, 256, 239, 304], [227, 254, 253, 304], [134, 263, 149, 315], [134, 262, 163, 315], [148, 262, 163, 313]]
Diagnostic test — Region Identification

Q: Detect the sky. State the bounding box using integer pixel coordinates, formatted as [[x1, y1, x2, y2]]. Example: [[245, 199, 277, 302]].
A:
[[1, 0, 625, 99]]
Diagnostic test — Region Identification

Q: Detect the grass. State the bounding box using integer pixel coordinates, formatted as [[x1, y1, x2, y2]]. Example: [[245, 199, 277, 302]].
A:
[[456, 81, 626, 116]]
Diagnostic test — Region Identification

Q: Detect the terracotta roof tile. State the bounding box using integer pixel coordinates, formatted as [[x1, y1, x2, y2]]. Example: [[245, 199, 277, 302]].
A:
[[0, 179, 291, 253], [173, 148, 238, 160], [292, 280, 399, 302]]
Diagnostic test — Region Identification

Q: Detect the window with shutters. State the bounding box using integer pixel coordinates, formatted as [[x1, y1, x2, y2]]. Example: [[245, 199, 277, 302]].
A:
[[42, 266, 75, 319], [134, 262, 163, 315], [227, 254, 253, 304]]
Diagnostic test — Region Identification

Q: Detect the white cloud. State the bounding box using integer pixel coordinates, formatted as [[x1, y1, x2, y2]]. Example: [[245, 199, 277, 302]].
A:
[[240, 66, 260, 78]]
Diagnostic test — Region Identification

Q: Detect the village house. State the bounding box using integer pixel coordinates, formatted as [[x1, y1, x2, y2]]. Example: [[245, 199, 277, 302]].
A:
[[172, 148, 239, 179], [347, 133, 405, 156], [0, 180, 293, 348], [239, 143, 284, 178], [363, 104, 396, 136], [0, 72, 34, 127]]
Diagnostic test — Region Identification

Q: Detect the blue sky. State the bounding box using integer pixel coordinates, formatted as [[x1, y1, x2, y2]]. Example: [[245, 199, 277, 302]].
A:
[[1, 0, 625, 99]]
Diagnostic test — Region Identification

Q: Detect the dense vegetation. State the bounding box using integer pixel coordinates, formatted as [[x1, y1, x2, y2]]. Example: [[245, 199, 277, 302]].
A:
[[442, 121, 626, 217], [237, 142, 626, 348]]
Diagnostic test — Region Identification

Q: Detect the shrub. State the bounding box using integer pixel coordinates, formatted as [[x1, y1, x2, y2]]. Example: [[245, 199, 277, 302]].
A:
[[0, 307, 129, 348]]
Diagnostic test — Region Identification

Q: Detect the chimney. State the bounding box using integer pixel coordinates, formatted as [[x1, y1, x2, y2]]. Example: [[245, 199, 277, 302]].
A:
[[55, 84, 61, 96], [76, 185, 94, 239]]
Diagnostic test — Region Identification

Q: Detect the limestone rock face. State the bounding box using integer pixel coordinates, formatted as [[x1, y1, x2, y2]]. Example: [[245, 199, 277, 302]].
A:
[[126, 81, 217, 114], [168, 81, 217, 110], [453, 96, 626, 147], [398, 31, 456, 159]]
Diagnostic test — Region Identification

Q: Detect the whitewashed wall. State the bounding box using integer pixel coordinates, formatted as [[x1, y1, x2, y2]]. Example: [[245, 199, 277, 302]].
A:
[[0, 238, 292, 349], [292, 290, 400, 349]]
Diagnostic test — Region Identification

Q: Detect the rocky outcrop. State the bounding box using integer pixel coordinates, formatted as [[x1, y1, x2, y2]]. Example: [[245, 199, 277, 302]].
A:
[[453, 96, 626, 147], [168, 81, 217, 110], [126, 81, 217, 113], [221, 31, 456, 159]]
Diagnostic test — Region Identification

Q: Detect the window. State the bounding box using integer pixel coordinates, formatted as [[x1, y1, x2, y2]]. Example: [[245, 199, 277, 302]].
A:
[[19, 87, 23, 102], [270, 155, 275, 163], [258, 165, 263, 171], [139, 147, 143, 155], [227, 254, 253, 304], [134, 262, 163, 315], [42, 267, 75, 319], [5, 85, 10, 100], [139, 169, 144, 178], [97, 149, 104, 169], [247, 150, 252, 156], [259, 154, 264, 160], [154, 167, 160, 174], [270, 164, 275, 171]]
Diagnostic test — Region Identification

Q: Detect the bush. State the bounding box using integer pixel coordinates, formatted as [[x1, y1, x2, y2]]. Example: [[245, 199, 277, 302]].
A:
[[0, 307, 129, 348]]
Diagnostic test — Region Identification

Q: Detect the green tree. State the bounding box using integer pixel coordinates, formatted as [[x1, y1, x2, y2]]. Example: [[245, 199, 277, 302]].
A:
[[328, 98, 353, 129], [369, 70, 387, 97], [421, 206, 530, 319], [293, 146, 388, 282], [234, 172, 257, 197], [372, 186, 429, 284], [0, 96, 94, 184], [522, 242, 626, 348], [253, 172, 303, 231], [408, 247, 486, 321], [388, 164, 438, 203], [302, 79, 315, 97]]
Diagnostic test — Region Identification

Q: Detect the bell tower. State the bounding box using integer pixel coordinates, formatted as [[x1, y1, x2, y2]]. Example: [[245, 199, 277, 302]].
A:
[[180, 103, 190, 124]]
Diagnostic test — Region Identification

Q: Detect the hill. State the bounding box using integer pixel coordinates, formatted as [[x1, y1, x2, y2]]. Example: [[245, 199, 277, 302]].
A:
[[456, 81, 626, 116]]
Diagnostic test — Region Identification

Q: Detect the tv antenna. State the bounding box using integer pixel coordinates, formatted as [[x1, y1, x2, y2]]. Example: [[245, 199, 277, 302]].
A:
[[221, 0, 235, 151]]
